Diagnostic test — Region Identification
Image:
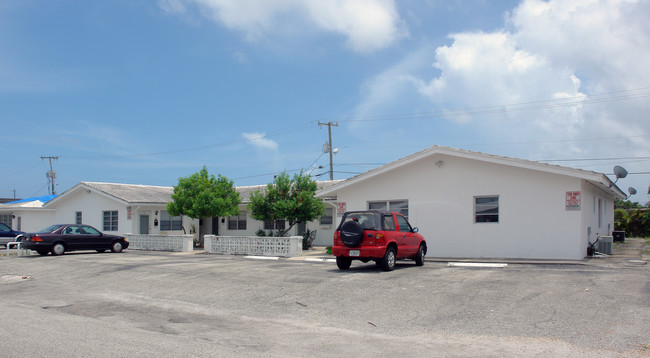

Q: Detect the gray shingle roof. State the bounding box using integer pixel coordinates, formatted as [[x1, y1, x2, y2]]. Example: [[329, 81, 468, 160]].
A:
[[82, 182, 174, 204], [80, 180, 343, 205]]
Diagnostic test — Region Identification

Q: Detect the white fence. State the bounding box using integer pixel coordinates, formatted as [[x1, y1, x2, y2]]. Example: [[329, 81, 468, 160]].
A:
[[125, 234, 194, 252], [204, 235, 302, 257]]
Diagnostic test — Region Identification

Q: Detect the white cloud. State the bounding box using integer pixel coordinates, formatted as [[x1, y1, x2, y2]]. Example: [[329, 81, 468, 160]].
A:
[[242, 132, 279, 151], [406, 0, 650, 153], [350, 0, 650, 198], [160, 0, 406, 53]]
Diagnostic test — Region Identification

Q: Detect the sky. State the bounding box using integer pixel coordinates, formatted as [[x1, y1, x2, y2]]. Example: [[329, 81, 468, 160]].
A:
[[2, 0, 649, 204]]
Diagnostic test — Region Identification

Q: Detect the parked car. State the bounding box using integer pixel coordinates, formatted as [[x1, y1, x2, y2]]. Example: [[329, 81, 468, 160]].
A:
[[0, 222, 25, 247], [332, 210, 427, 271], [20, 224, 129, 256]]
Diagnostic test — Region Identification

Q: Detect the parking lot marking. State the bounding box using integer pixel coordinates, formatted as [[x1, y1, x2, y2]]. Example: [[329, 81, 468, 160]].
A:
[[448, 262, 508, 268], [244, 256, 280, 261], [305, 258, 336, 263]]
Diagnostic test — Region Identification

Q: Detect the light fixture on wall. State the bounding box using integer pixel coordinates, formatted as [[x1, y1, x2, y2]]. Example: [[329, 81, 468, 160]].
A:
[[155, 211, 158, 216], [435, 160, 444, 168]]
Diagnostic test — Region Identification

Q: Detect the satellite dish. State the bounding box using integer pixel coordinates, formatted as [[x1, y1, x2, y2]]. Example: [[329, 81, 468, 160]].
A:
[[613, 165, 628, 180], [626, 187, 637, 199]]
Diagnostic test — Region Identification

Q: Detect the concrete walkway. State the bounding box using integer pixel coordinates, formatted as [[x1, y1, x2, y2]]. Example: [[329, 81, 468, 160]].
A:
[[300, 238, 649, 266]]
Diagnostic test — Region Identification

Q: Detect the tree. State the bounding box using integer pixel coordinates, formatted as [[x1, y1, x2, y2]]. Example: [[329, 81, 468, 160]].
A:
[[167, 166, 241, 223], [248, 171, 326, 237]]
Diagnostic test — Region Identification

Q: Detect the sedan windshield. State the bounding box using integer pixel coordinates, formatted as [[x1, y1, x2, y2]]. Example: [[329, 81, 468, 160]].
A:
[[38, 224, 64, 233]]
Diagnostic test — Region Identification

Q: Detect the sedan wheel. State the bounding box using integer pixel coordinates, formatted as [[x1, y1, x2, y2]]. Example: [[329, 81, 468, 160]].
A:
[[111, 241, 123, 253], [51, 243, 65, 256]]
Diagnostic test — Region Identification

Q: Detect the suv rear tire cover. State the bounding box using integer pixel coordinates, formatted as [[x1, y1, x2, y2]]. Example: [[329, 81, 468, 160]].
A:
[[340, 220, 364, 247]]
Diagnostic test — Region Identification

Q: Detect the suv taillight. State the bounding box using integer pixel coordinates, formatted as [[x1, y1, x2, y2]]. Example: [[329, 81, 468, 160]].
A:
[[333, 232, 342, 246], [375, 234, 385, 245]]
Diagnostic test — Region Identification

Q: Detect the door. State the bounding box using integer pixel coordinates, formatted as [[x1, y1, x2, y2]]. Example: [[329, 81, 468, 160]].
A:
[[395, 214, 418, 257], [140, 215, 149, 234]]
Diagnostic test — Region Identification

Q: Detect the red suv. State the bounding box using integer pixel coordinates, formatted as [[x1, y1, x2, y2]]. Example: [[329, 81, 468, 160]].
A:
[[332, 210, 427, 271]]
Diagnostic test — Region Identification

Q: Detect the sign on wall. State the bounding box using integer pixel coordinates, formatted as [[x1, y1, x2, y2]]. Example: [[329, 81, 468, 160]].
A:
[[566, 191, 581, 211], [336, 202, 346, 216], [127, 206, 132, 220]]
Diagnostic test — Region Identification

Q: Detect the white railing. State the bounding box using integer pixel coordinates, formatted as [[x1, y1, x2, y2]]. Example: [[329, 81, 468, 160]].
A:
[[204, 235, 302, 257], [125, 234, 194, 252]]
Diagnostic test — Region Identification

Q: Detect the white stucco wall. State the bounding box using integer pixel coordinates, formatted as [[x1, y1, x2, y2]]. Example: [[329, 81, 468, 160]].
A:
[[47, 189, 188, 237], [329, 154, 606, 260], [580, 183, 615, 252], [5, 209, 55, 233], [214, 206, 336, 246]]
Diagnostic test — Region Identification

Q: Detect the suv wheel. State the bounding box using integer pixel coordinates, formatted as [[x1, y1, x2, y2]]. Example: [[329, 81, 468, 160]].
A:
[[380, 247, 396, 271], [336, 256, 352, 270], [339, 221, 364, 247], [415, 244, 425, 266]]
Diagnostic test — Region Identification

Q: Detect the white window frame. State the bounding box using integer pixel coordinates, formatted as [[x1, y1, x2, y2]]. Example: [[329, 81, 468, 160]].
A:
[[474, 196, 499, 223], [320, 208, 333, 225], [160, 210, 183, 231], [367, 200, 409, 217], [228, 212, 247, 230], [103, 210, 118, 231]]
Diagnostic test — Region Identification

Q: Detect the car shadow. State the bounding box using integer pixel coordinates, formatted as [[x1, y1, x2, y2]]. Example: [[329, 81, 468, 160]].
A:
[[328, 261, 415, 274]]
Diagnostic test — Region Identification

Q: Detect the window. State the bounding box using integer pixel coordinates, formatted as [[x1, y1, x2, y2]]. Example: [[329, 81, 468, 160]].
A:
[[598, 199, 603, 228], [320, 208, 333, 225], [368, 200, 408, 217], [103, 211, 118, 231], [75, 211, 82, 225], [264, 220, 285, 230], [475, 196, 499, 223], [396, 215, 412, 232], [161, 211, 182, 231], [0, 214, 12, 228], [383, 214, 395, 231], [228, 212, 247, 230]]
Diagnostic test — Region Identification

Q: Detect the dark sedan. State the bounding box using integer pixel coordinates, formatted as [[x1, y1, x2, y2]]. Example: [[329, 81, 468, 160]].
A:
[[0, 222, 25, 247], [20, 224, 129, 256]]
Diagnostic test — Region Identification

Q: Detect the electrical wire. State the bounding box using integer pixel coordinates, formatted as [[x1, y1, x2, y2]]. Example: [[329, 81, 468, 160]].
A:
[[317, 87, 650, 123]]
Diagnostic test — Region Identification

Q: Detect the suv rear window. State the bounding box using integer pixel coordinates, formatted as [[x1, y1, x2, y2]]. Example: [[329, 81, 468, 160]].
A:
[[341, 212, 379, 230]]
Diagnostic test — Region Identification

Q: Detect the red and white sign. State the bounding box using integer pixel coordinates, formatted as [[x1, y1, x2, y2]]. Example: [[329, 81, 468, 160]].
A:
[[336, 202, 346, 216], [566, 191, 581, 211]]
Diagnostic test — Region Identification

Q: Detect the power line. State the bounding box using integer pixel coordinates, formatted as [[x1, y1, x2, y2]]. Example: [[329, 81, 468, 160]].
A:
[[319, 87, 650, 123], [539, 156, 650, 162]]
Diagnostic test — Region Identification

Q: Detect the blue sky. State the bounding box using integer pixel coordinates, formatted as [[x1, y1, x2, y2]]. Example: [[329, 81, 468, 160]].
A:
[[2, 0, 649, 203]]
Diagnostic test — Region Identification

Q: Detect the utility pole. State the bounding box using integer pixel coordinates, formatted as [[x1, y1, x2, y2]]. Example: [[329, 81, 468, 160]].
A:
[[318, 121, 338, 180], [41, 155, 59, 195]]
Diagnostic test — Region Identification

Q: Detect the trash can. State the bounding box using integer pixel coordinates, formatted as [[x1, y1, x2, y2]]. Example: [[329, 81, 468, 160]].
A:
[[613, 231, 625, 242]]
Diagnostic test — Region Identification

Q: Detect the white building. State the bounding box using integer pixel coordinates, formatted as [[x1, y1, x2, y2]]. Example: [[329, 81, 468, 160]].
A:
[[42, 182, 194, 237], [0, 195, 57, 233], [1, 181, 340, 246], [316, 146, 626, 260]]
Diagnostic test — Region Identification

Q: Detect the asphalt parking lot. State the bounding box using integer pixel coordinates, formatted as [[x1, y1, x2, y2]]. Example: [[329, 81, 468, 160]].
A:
[[1, 250, 648, 358]]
